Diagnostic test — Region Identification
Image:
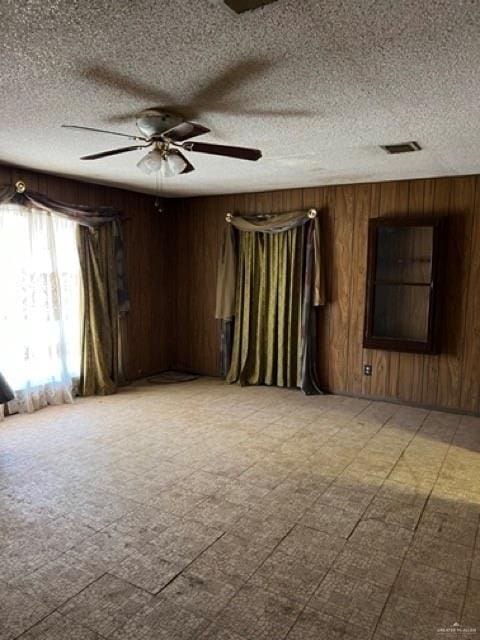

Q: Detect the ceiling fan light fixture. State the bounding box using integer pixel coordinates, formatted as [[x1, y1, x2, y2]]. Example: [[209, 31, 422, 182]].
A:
[[136, 148, 187, 177], [166, 152, 187, 175], [136, 148, 164, 175]]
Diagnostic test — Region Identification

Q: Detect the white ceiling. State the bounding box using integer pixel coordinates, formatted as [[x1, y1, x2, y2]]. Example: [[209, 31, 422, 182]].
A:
[[1, 0, 479, 197]]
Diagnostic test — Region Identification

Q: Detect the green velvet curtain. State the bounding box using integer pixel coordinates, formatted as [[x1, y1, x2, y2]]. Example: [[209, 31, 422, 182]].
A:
[[76, 224, 122, 396], [226, 225, 306, 388]]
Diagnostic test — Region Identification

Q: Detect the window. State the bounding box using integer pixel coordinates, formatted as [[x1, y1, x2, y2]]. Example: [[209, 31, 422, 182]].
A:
[[0, 204, 81, 406], [363, 216, 444, 353]]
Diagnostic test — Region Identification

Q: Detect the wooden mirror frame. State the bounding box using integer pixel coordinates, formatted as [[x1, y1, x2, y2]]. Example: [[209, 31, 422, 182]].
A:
[[363, 216, 445, 354]]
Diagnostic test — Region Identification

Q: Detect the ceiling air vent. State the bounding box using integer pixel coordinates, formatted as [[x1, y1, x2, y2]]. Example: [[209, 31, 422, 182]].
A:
[[221, 0, 279, 13], [381, 141, 422, 154]]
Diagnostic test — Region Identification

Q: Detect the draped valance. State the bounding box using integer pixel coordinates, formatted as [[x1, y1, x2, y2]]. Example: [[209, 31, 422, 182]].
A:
[[0, 184, 129, 315], [0, 185, 120, 227], [215, 209, 325, 320]]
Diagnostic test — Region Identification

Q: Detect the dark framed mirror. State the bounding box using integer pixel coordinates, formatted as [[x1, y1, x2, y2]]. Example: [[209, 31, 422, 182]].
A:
[[363, 216, 445, 353]]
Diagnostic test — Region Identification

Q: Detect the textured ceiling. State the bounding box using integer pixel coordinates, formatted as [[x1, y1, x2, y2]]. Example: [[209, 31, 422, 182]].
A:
[[1, 0, 479, 197]]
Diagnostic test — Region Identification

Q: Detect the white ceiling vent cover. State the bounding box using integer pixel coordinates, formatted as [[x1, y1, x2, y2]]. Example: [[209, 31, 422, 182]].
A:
[[381, 141, 422, 154]]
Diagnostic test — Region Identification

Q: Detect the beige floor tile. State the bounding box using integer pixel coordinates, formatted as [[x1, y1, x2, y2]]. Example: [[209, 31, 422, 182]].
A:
[[144, 485, 208, 516], [109, 595, 209, 640], [198, 625, 247, 640], [104, 505, 180, 541], [175, 471, 233, 496], [287, 607, 372, 640], [363, 495, 424, 530], [188, 534, 272, 590], [348, 519, 413, 557], [226, 511, 294, 549], [0, 580, 50, 640], [299, 502, 361, 538], [393, 560, 467, 615], [149, 517, 224, 563], [202, 454, 256, 479], [248, 548, 327, 604], [309, 570, 390, 632], [277, 524, 345, 569], [68, 529, 136, 572], [11, 553, 104, 609], [162, 571, 236, 619], [406, 531, 471, 576], [237, 461, 292, 490], [29, 514, 99, 553], [333, 541, 403, 588], [217, 478, 271, 507], [471, 551, 480, 580], [111, 548, 185, 593], [187, 496, 247, 529], [1, 380, 479, 638], [215, 583, 301, 640], [416, 508, 478, 548], [59, 573, 152, 636], [316, 482, 377, 515], [426, 485, 480, 517], [0, 537, 62, 582], [19, 612, 103, 640], [66, 492, 141, 529], [375, 593, 458, 640], [462, 579, 480, 627], [376, 477, 431, 507]]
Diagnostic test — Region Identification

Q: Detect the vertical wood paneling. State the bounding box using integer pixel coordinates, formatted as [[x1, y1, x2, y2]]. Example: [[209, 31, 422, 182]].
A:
[[460, 176, 480, 413], [362, 182, 382, 397], [346, 183, 372, 395], [369, 183, 390, 398], [329, 185, 355, 392], [5, 162, 478, 413], [436, 176, 475, 408], [171, 194, 226, 376], [171, 174, 480, 414]]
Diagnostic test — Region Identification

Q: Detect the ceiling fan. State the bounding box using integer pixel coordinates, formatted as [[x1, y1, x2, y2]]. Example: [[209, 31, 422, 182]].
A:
[[62, 109, 262, 177]]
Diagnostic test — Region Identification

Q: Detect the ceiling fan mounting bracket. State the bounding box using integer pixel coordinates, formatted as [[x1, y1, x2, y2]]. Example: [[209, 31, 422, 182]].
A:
[[135, 109, 184, 139]]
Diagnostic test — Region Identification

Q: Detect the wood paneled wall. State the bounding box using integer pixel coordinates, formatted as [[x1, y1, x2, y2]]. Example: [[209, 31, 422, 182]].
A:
[[2, 163, 479, 413], [170, 175, 480, 414], [0, 164, 169, 380]]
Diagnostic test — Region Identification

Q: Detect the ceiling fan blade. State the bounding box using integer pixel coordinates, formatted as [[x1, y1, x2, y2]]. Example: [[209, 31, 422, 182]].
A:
[[182, 141, 262, 161], [105, 113, 139, 124], [81, 66, 174, 104], [192, 59, 270, 106], [80, 144, 150, 160], [62, 125, 146, 141], [169, 149, 195, 174], [162, 121, 210, 142]]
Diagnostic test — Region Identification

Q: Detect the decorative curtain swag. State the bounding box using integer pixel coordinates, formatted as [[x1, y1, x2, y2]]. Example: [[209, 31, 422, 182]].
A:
[[216, 209, 325, 394], [0, 183, 129, 400], [0, 184, 129, 316], [216, 209, 324, 320]]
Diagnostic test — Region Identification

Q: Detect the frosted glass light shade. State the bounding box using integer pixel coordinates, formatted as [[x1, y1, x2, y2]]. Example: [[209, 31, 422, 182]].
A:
[[136, 149, 164, 175], [136, 149, 187, 177], [167, 153, 187, 175]]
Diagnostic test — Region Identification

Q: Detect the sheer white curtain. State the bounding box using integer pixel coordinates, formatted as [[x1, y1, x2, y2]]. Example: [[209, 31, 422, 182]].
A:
[[0, 203, 81, 415]]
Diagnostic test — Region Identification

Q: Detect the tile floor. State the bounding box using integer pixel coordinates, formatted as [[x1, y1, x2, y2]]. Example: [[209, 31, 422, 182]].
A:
[[0, 378, 479, 640]]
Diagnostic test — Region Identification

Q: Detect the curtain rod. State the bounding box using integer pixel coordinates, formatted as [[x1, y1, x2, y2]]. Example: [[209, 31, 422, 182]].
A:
[[225, 208, 317, 222]]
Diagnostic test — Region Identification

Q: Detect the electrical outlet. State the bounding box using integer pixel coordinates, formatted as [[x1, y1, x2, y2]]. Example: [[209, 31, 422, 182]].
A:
[[363, 364, 372, 376]]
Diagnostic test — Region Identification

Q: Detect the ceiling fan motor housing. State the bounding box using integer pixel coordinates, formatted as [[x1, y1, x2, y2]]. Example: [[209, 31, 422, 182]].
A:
[[136, 110, 184, 139]]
